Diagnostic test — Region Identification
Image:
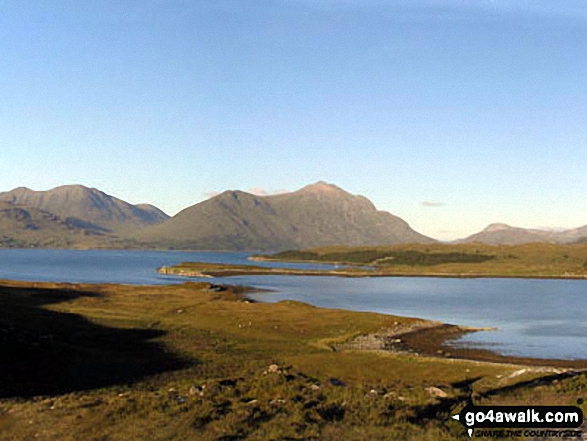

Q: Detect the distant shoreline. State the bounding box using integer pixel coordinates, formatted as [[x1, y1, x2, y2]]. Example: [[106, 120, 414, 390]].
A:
[[159, 261, 587, 281]]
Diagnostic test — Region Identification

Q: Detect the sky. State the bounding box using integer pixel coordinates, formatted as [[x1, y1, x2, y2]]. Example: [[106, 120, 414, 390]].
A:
[[0, 0, 586, 240]]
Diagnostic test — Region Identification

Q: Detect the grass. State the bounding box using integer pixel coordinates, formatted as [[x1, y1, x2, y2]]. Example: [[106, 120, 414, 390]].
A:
[[0, 280, 585, 440], [255, 242, 587, 278]]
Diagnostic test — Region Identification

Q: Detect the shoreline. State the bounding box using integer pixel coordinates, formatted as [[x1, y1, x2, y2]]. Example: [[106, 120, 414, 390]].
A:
[[380, 324, 587, 369], [332, 322, 587, 369], [159, 262, 587, 281], [2, 277, 585, 369]]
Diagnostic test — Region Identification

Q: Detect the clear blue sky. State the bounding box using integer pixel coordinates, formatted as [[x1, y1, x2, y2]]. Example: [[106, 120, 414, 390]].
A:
[[1, 0, 586, 240]]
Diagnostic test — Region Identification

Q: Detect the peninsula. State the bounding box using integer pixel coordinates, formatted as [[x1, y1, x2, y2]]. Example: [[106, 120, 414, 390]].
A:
[[159, 242, 587, 280]]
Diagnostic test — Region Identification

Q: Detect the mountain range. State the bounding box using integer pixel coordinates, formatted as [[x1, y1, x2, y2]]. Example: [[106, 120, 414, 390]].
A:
[[455, 223, 587, 245], [0, 182, 585, 250]]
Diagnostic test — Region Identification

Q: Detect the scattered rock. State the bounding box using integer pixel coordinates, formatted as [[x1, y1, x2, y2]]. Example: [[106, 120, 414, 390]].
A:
[[508, 369, 527, 379], [329, 378, 346, 387], [425, 387, 448, 398]]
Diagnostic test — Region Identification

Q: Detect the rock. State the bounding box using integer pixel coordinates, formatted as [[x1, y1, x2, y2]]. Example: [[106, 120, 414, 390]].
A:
[[310, 384, 321, 391], [268, 364, 280, 373], [425, 387, 448, 398], [508, 369, 527, 379], [329, 378, 346, 387]]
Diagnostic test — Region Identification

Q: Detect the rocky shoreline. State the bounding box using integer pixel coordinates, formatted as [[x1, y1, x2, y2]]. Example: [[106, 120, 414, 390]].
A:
[[335, 323, 587, 369]]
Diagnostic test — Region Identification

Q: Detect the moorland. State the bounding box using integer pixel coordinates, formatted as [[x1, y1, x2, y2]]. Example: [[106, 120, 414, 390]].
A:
[[1, 279, 585, 440]]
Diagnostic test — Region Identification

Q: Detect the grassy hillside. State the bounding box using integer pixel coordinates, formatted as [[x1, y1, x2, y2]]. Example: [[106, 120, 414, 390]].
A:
[[0, 280, 585, 440]]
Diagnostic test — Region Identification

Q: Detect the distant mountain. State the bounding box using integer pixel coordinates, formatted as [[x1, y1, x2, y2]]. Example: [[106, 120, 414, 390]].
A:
[[0, 201, 117, 248], [133, 181, 435, 250], [554, 225, 587, 243], [457, 223, 587, 245], [0, 185, 169, 233]]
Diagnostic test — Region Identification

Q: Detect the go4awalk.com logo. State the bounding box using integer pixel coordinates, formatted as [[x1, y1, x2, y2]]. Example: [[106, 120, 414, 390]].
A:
[[451, 397, 584, 438]]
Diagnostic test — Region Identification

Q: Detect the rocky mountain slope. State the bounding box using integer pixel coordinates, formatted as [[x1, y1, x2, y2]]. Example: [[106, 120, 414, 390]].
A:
[[0, 185, 169, 233], [0, 201, 117, 248], [133, 182, 435, 250]]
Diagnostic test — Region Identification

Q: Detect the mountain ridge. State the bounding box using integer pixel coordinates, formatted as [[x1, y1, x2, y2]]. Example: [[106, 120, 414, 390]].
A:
[[0, 185, 169, 233], [457, 223, 587, 245], [132, 182, 435, 250]]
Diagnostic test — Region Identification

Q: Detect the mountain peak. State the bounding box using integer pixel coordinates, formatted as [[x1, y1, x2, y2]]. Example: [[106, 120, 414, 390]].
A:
[[483, 223, 513, 232], [135, 181, 434, 250], [298, 181, 346, 195]]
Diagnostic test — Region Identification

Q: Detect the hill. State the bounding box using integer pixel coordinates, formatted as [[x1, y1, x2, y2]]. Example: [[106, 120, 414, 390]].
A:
[[133, 182, 434, 250]]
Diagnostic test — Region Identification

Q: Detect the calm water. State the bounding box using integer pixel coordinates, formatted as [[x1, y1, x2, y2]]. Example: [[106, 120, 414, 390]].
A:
[[0, 249, 338, 285], [0, 249, 585, 360]]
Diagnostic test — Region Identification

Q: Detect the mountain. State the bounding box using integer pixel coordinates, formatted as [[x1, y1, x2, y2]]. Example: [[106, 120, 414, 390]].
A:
[[554, 226, 587, 243], [0, 201, 117, 248], [457, 223, 587, 245], [0, 185, 169, 233], [133, 181, 435, 250]]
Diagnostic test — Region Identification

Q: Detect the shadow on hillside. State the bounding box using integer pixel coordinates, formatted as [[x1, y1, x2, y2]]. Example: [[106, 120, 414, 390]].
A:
[[0, 284, 192, 398]]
